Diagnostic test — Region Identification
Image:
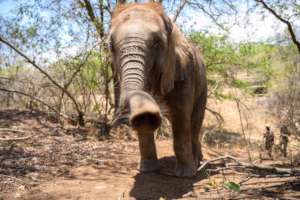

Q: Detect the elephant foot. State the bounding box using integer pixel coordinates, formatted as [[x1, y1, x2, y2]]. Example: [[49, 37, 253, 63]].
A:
[[175, 163, 197, 178], [139, 159, 159, 173]]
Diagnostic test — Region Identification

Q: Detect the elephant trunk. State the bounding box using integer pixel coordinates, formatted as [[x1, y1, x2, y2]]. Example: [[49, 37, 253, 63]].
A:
[[119, 40, 161, 131]]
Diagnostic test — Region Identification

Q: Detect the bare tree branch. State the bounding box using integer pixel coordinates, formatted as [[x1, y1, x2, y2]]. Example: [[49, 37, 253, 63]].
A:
[[235, 98, 252, 162], [0, 88, 73, 122], [79, 0, 105, 39], [205, 106, 224, 125], [64, 51, 93, 91], [173, 0, 188, 22], [255, 0, 300, 54], [105, 0, 113, 16], [0, 35, 84, 126], [187, 1, 228, 31]]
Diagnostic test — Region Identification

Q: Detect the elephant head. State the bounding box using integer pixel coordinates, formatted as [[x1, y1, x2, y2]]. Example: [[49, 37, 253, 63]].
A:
[[109, 3, 179, 132]]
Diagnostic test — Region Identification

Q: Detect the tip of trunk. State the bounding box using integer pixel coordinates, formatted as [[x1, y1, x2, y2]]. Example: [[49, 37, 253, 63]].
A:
[[128, 91, 161, 132], [131, 111, 161, 132]]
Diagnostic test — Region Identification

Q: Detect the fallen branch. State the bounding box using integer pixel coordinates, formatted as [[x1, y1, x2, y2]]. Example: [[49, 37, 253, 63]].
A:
[[0, 128, 33, 142], [241, 177, 299, 186], [0, 128, 30, 134], [0, 135, 32, 142], [238, 175, 256, 185], [198, 155, 231, 172], [198, 155, 300, 176], [0, 174, 30, 189]]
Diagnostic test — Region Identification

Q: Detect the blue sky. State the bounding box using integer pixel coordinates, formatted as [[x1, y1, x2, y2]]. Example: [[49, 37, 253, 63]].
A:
[[0, 0, 289, 64], [0, 0, 288, 43], [0, 0, 295, 63], [0, 0, 16, 16], [174, 1, 288, 43]]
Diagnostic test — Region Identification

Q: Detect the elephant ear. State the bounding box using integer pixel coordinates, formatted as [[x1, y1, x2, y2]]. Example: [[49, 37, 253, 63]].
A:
[[160, 15, 177, 95], [160, 15, 190, 95], [106, 28, 114, 54]]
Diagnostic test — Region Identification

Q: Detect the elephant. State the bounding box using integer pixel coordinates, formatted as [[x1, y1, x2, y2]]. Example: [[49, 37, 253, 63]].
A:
[[108, 3, 207, 177]]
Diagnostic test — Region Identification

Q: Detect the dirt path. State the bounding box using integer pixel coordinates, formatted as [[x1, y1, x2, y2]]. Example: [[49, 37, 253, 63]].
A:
[[20, 141, 300, 200], [0, 110, 299, 200], [20, 140, 201, 200]]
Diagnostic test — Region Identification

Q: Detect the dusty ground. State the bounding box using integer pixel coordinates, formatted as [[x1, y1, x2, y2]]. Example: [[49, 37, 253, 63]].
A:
[[0, 99, 300, 200]]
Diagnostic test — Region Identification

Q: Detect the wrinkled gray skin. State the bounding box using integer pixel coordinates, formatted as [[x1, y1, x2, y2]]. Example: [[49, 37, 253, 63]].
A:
[[109, 4, 207, 177]]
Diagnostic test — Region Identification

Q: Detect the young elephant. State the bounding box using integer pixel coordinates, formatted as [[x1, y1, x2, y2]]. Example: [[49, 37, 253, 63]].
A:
[[109, 3, 207, 177]]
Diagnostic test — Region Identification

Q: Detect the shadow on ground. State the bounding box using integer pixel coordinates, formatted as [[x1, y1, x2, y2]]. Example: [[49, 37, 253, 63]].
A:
[[130, 156, 205, 200]]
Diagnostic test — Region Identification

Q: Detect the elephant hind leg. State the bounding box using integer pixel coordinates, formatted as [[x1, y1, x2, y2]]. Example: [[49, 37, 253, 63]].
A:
[[191, 92, 207, 167], [171, 112, 196, 177]]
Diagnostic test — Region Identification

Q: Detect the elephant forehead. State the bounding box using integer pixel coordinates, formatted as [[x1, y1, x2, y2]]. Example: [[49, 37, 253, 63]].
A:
[[112, 10, 163, 33], [112, 19, 161, 42], [114, 7, 161, 23], [116, 20, 160, 37]]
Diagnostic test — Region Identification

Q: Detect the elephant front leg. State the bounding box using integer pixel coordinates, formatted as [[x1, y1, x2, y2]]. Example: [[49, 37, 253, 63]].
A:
[[171, 115, 196, 177], [191, 95, 207, 168], [136, 130, 159, 172]]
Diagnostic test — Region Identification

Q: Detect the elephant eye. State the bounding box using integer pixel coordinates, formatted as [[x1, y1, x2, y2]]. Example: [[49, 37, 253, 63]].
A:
[[153, 38, 161, 49], [109, 37, 115, 53], [109, 41, 114, 53]]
